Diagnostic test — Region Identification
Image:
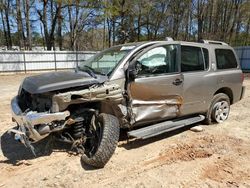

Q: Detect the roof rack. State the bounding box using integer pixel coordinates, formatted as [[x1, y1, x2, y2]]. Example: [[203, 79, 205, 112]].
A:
[[201, 40, 228, 46]]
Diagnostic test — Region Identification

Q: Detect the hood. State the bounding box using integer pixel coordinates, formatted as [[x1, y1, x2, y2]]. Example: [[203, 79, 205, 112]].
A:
[[22, 71, 107, 94]]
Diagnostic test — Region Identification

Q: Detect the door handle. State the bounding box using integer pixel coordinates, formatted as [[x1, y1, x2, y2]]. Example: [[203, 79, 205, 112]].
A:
[[173, 78, 183, 86]]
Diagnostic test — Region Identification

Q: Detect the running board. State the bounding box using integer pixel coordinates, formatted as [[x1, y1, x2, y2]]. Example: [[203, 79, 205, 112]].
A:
[[128, 115, 205, 139]]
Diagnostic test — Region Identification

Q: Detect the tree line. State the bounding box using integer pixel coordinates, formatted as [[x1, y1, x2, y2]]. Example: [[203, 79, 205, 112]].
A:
[[0, 0, 249, 51]]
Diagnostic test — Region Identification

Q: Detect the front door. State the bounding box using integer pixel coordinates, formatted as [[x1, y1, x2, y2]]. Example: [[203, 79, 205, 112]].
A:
[[127, 43, 184, 126]]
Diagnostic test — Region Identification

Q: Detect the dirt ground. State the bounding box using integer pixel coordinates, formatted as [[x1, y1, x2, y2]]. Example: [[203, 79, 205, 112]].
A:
[[0, 73, 250, 188]]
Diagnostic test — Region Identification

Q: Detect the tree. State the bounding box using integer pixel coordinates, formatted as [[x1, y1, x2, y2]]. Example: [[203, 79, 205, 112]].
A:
[[23, 0, 32, 50], [0, 0, 13, 49], [16, 0, 24, 49], [1, 0, 250, 50], [37, 0, 61, 50]]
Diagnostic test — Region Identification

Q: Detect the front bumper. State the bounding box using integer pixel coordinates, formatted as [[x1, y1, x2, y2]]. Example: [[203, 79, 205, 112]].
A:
[[10, 96, 70, 142]]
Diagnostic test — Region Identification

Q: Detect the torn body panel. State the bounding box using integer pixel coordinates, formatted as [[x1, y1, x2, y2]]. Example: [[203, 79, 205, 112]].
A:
[[10, 97, 70, 142], [52, 83, 124, 112], [51, 82, 130, 128], [130, 99, 182, 125], [11, 83, 125, 146], [128, 81, 183, 125], [100, 101, 130, 128]]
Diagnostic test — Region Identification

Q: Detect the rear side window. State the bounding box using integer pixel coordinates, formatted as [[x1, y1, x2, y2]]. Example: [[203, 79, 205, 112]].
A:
[[181, 46, 205, 72], [215, 49, 238, 69]]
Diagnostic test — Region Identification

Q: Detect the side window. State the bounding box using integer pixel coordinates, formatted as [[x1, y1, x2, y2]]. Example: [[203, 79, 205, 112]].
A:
[[202, 48, 209, 70], [181, 46, 205, 72], [215, 49, 238, 69], [137, 45, 178, 76]]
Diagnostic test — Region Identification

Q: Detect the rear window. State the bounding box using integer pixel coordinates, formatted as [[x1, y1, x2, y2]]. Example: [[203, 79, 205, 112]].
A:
[[215, 49, 238, 69]]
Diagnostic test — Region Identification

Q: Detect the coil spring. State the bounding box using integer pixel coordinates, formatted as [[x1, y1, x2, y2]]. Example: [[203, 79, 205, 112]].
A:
[[72, 117, 84, 139]]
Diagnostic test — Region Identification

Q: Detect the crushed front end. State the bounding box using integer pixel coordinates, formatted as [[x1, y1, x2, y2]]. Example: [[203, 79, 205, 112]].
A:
[[9, 77, 124, 156], [10, 95, 70, 155]]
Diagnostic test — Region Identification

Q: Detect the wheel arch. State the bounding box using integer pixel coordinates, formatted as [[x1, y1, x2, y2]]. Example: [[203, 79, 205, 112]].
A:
[[214, 87, 233, 105]]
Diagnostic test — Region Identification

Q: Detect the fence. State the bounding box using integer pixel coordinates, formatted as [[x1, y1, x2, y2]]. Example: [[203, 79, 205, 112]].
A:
[[0, 51, 96, 73], [0, 47, 250, 73], [234, 46, 250, 72]]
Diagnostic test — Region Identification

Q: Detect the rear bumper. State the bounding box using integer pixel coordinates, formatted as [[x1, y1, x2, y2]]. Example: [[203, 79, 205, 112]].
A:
[[240, 86, 246, 100], [10, 96, 70, 142]]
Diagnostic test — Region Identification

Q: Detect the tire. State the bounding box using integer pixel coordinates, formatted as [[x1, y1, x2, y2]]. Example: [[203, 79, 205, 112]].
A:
[[81, 113, 120, 168], [204, 93, 230, 125]]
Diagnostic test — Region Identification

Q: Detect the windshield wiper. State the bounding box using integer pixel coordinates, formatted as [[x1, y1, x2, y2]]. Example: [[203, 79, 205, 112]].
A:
[[80, 65, 97, 79]]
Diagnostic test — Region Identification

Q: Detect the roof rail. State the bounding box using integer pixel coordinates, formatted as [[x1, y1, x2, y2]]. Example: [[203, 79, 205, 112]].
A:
[[165, 37, 174, 41], [201, 40, 228, 46]]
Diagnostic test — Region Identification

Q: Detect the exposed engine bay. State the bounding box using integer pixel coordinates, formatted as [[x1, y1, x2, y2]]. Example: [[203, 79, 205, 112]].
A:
[[10, 81, 125, 156]]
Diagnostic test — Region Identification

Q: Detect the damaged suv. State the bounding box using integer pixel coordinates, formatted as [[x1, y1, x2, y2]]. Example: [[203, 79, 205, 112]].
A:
[[10, 39, 245, 168]]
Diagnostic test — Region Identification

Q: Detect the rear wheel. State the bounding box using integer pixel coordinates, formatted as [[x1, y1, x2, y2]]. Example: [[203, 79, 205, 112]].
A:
[[81, 113, 120, 168], [205, 93, 230, 125]]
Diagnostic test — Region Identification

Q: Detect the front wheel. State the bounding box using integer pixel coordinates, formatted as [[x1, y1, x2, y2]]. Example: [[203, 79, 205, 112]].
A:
[[205, 93, 230, 124], [81, 113, 120, 168]]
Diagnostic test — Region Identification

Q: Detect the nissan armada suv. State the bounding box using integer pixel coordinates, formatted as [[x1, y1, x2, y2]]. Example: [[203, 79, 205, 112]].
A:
[[9, 39, 245, 168]]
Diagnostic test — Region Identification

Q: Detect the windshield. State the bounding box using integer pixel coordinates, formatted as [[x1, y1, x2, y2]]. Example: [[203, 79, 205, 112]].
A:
[[79, 45, 136, 77]]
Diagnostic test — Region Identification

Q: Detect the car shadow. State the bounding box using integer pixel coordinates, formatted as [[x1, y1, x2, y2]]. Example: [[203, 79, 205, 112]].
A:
[[119, 123, 202, 150], [0, 130, 72, 165], [0, 131, 37, 165], [0, 123, 203, 167]]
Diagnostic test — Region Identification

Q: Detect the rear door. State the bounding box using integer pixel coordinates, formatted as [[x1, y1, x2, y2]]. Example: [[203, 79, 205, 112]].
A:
[[127, 42, 184, 125], [180, 45, 209, 115]]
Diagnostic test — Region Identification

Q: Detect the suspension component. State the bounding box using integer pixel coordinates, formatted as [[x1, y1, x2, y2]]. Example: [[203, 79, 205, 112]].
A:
[[72, 117, 85, 139]]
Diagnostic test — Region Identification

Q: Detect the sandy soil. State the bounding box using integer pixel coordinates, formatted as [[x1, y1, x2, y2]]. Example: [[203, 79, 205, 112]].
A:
[[0, 73, 250, 188]]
